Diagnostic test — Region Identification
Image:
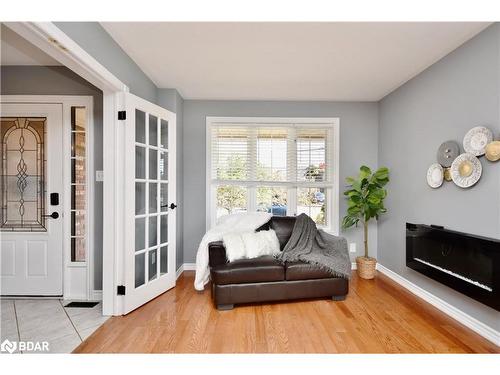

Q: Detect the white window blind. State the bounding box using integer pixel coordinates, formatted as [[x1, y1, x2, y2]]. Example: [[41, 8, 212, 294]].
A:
[[210, 124, 333, 185], [208, 118, 339, 232]]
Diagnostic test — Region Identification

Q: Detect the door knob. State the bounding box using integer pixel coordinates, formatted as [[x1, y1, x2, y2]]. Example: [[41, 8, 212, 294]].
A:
[[169, 203, 177, 210], [42, 212, 59, 219]]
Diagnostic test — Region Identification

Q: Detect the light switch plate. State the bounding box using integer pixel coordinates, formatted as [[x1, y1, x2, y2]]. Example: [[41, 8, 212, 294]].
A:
[[349, 243, 357, 253], [96, 170, 104, 182]]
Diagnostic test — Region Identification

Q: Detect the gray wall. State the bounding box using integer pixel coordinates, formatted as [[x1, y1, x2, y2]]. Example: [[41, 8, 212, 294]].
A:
[[157, 88, 184, 269], [182, 100, 379, 264], [54, 22, 157, 103], [1, 65, 105, 290], [378, 24, 500, 330]]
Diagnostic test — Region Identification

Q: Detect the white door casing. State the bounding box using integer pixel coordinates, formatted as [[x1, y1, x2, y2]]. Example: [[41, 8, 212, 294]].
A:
[[1, 103, 64, 295], [123, 92, 176, 314]]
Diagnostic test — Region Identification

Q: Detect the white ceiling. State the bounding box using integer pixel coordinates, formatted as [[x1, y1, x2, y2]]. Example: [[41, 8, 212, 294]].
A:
[[102, 22, 490, 101], [1, 24, 61, 66]]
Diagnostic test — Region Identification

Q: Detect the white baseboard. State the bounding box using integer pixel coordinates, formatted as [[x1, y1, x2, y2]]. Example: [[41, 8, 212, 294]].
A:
[[377, 263, 500, 347], [176, 263, 196, 280], [90, 290, 102, 301]]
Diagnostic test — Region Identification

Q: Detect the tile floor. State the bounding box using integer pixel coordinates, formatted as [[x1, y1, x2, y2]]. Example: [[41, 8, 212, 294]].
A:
[[0, 299, 108, 353]]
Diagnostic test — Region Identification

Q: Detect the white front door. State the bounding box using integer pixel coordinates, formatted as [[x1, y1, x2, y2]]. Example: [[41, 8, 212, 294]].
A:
[[122, 93, 176, 314], [1, 103, 64, 295]]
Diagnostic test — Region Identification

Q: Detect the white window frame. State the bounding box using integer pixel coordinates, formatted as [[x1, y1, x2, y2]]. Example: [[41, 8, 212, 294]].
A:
[[206, 116, 340, 235]]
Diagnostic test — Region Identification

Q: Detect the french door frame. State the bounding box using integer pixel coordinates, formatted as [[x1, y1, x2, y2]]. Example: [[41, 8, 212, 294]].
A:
[[3, 22, 131, 315]]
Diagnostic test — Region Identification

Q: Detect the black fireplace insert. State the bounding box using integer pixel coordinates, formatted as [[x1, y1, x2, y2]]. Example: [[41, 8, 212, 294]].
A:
[[406, 223, 499, 311]]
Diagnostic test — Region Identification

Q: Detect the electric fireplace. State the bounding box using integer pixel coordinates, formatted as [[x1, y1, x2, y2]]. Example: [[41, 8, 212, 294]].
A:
[[406, 223, 499, 311]]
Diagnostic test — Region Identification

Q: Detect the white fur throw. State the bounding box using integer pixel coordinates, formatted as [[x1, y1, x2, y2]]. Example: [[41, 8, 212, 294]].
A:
[[194, 212, 272, 291], [223, 229, 281, 262]]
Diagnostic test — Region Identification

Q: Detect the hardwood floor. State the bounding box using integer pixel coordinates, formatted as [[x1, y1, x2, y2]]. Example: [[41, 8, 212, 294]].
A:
[[74, 271, 499, 353]]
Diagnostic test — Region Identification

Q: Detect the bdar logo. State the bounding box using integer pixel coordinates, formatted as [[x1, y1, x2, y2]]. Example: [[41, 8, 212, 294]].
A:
[[1, 339, 17, 354]]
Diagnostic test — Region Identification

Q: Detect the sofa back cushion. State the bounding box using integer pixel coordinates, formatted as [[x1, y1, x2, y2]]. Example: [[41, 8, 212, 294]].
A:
[[256, 216, 296, 250]]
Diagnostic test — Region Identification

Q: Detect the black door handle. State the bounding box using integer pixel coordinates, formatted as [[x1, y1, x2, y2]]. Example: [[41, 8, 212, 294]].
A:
[[42, 212, 59, 219], [169, 203, 177, 210]]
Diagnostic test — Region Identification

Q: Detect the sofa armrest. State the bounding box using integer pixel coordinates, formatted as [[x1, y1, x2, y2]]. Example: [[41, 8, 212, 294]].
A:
[[208, 241, 227, 267]]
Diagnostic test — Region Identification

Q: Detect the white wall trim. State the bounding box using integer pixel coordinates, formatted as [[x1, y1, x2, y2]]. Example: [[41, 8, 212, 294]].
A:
[[176, 263, 197, 280], [90, 290, 102, 301], [377, 263, 500, 347]]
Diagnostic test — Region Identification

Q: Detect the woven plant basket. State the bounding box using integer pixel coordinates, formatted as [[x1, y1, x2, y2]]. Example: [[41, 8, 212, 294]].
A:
[[356, 256, 377, 279]]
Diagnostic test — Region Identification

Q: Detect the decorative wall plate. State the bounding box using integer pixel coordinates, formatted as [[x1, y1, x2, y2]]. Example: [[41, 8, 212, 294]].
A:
[[450, 153, 482, 188], [437, 140, 460, 167], [463, 126, 493, 156], [426, 163, 444, 188], [485, 141, 500, 162]]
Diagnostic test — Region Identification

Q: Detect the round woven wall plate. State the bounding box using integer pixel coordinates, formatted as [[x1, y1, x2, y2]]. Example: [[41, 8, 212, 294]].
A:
[[437, 140, 460, 167], [450, 153, 482, 188], [463, 126, 493, 156], [426, 163, 444, 188]]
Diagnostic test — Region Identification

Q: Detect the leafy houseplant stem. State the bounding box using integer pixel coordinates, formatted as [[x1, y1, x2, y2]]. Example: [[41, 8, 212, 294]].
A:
[[363, 221, 369, 259]]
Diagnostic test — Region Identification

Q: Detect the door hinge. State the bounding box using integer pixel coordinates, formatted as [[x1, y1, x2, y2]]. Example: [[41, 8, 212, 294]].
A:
[[118, 111, 126, 120], [117, 285, 126, 295]]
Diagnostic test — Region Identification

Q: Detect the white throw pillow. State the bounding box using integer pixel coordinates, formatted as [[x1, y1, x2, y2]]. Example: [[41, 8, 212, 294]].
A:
[[222, 229, 280, 262], [222, 232, 247, 262]]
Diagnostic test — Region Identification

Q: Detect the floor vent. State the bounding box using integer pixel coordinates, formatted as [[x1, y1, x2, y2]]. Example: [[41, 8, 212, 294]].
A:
[[64, 301, 99, 308]]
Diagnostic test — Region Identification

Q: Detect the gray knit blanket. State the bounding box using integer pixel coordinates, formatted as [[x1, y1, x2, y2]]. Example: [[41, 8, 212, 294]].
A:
[[277, 214, 351, 279]]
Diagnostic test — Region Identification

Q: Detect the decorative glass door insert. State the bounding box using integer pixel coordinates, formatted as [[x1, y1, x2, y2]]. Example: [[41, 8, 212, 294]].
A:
[[1, 117, 46, 232]]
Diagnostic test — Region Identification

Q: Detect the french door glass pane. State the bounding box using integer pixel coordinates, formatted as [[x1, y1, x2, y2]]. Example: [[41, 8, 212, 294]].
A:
[[159, 151, 168, 180], [160, 119, 168, 149], [149, 149, 158, 180], [135, 253, 145, 287], [160, 245, 168, 275], [135, 217, 146, 251], [135, 182, 146, 215], [297, 187, 326, 225], [149, 114, 158, 146], [160, 215, 168, 244], [135, 109, 146, 143], [135, 146, 146, 179], [149, 183, 157, 213], [148, 249, 157, 281], [149, 215, 157, 247], [160, 183, 168, 212]]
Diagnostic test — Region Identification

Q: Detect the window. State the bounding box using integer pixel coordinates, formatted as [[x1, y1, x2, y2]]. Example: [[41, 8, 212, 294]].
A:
[[70, 107, 87, 262], [207, 117, 339, 232]]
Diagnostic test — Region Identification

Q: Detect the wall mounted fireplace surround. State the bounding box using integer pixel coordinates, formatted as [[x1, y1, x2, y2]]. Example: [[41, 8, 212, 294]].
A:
[[406, 223, 499, 311]]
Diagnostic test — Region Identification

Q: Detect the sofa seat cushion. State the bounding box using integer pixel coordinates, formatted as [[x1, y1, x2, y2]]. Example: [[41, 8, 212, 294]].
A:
[[210, 256, 285, 285], [285, 261, 333, 281]]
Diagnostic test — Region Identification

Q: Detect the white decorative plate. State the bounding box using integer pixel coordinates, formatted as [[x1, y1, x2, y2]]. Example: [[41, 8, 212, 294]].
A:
[[463, 126, 493, 156], [450, 153, 482, 188], [426, 163, 444, 188]]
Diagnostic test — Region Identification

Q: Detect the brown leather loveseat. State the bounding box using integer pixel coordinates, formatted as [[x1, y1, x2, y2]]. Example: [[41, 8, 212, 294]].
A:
[[208, 216, 349, 310]]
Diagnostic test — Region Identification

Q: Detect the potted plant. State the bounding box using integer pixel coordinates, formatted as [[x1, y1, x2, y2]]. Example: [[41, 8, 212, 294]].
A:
[[341, 166, 389, 279]]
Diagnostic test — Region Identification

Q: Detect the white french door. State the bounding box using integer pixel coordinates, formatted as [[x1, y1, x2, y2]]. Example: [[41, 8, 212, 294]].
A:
[[1, 103, 63, 295], [123, 93, 176, 314]]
